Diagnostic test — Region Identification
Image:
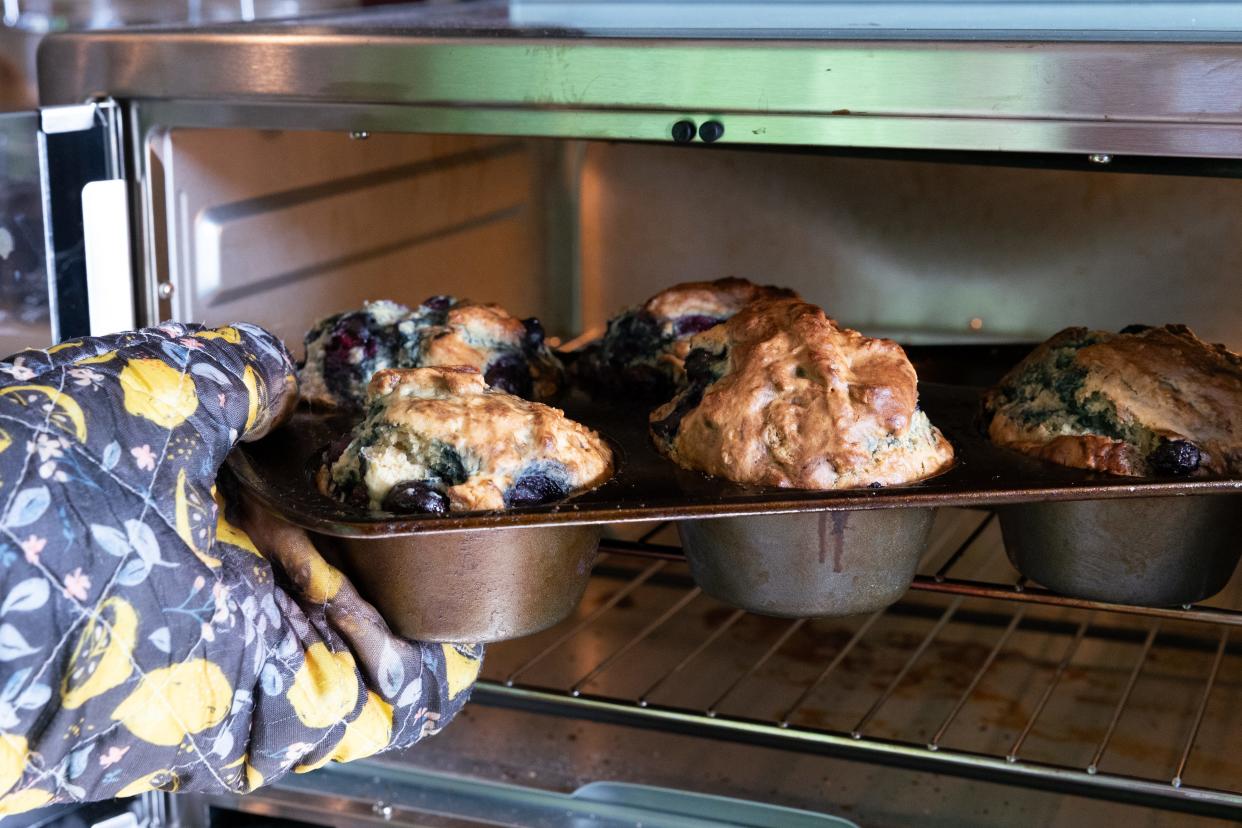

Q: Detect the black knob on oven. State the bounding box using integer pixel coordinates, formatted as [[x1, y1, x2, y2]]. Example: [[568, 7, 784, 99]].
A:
[[699, 120, 725, 143], [671, 120, 697, 144]]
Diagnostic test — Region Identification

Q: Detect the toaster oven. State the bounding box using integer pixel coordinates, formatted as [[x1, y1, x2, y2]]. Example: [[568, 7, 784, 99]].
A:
[[10, 1, 1242, 824]]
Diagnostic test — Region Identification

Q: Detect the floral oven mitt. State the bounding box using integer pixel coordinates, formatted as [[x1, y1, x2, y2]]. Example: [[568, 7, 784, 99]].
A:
[[0, 322, 482, 815]]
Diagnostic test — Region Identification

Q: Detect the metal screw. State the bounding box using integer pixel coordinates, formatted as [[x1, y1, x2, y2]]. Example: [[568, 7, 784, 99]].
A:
[[350, 130, 370, 140], [671, 120, 697, 144], [1088, 153, 1112, 165], [371, 801, 393, 820], [157, 282, 174, 300], [699, 120, 725, 143]]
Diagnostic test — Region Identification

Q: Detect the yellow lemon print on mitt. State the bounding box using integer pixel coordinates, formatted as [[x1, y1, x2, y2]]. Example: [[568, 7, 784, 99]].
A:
[[111, 659, 231, 746], [300, 552, 343, 604], [244, 763, 263, 791], [0, 787, 52, 815], [61, 597, 138, 710], [119, 359, 198, 429], [175, 469, 221, 568], [287, 643, 359, 730], [442, 644, 481, 701], [74, 351, 116, 366], [212, 486, 262, 558], [0, 385, 87, 441], [116, 769, 180, 798], [242, 365, 264, 434], [195, 326, 241, 344], [296, 691, 393, 773], [0, 734, 27, 796]]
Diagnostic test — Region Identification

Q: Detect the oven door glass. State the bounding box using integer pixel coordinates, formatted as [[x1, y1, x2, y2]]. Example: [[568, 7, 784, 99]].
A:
[[0, 110, 50, 355], [0, 101, 129, 356]]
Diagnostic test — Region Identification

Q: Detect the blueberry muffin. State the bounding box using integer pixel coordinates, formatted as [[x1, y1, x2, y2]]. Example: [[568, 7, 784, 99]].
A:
[[650, 298, 955, 489], [574, 278, 798, 397], [398, 296, 562, 401], [982, 324, 1242, 477], [299, 297, 563, 408], [321, 367, 613, 514], [299, 300, 409, 408]]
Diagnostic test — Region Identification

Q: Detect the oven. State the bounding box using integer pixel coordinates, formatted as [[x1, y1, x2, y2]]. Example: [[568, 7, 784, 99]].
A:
[[8, 1, 1242, 825]]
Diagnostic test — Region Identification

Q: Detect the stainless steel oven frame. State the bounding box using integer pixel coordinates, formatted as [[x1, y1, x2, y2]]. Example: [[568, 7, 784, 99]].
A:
[[16, 2, 1242, 824]]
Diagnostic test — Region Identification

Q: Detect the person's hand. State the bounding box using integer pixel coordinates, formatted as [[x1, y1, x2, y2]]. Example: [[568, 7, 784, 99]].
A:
[[0, 323, 482, 815]]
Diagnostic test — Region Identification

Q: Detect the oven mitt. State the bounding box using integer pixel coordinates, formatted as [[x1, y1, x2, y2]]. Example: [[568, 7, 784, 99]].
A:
[[0, 322, 483, 815]]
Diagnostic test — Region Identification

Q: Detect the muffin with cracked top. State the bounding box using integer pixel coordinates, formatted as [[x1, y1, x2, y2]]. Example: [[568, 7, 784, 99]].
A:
[[320, 366, 613, 514], [982, 324, 1242, 477], [574, 277, 798, 397], [650, 298, 955, 489], [299, 296, 562, 408]]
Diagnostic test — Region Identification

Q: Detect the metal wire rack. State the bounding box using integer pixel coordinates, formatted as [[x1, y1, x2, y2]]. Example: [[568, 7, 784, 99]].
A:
[[472, 508, 1242, 820]]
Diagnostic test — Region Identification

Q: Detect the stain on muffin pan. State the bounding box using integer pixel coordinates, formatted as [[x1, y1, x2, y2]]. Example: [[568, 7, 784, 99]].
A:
[[679, 509, 936, 618]]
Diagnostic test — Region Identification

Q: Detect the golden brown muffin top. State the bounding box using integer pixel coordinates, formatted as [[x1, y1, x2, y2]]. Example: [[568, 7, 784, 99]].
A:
[[984, 324, 1242, 477], [651, 298, 954, 489], [329, 367, 612, 512]]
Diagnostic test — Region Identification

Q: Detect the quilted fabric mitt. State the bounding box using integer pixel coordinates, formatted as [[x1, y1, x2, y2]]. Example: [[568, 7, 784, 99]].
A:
[[0, 322, 482, 815]]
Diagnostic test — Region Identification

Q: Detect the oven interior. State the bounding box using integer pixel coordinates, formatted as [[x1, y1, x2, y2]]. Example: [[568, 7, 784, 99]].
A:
[[127, 126, 1242, 827]]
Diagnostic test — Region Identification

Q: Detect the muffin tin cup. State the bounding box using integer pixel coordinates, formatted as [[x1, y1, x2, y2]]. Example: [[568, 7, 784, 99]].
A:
[[314, 524, 601, 643], [677, 509, 936, 618], [999, 495, 1242, 607]]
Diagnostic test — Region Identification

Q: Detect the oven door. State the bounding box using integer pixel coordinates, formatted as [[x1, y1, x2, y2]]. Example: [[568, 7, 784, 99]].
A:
[[0, 99, 132, 355]]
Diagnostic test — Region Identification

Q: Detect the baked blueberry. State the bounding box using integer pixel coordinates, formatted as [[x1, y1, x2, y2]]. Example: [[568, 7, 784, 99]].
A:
[[300, 300, 410, 407], [1120, 324, 1152, 335], [429, 444, 467, 486], [382, 481, 450, 515], [522, 317, 545, 350], [506, 463, 572, 507], [1147, 439, 1202, 477], [484, 353, 534, 398], [673, 314, 724, 338]]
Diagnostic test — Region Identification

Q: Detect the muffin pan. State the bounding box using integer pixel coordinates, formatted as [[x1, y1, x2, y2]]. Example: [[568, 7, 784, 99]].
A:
[[229, 345, 1242, 627]]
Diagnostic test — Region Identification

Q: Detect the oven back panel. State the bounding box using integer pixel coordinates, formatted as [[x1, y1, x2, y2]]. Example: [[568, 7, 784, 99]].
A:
[[153, 130, 1242, 350]]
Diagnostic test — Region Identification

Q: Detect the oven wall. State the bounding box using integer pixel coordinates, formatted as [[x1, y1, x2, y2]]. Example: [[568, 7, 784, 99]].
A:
[[150, 131, 1242, 351], [579, 143, 1242, 349], [150, 129, 570, 355]]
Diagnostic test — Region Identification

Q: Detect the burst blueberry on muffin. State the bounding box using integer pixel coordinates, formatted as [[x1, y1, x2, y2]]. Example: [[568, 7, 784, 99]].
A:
[[982, 324, 1242, 477], [299, 297, 563, 407], [649, 298, 955, 489], [574, 278, 798, 397], [299, 300, 410, 409], [320, 367, 613, 514], [397, 295, 562, 400]]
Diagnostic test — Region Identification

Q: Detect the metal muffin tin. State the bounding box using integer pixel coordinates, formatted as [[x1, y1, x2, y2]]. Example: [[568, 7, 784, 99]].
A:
[[678, 509, 936, 617], [999, 496, 1242, 607], [313, 524, 601, 642], [228, 345, 1242, 630]]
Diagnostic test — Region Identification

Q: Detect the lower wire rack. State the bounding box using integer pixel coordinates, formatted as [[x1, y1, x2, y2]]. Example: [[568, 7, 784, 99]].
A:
[[473, 508, 1242, 820]]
